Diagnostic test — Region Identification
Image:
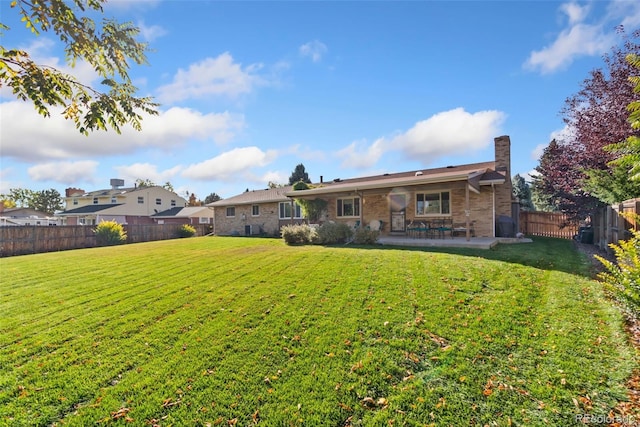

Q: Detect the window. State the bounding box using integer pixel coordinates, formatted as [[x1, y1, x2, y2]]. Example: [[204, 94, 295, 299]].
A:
[[92, 197, 98, 204], [279, 202, 302, 219], [111, 196, 117, 204], [337, 197, 360, 217], [199, 217, 210, 224], [73, 198, 78, 205], [416, 191, 450, 216], [138, 196, 144, 204], [252, 205, 260, 216], [171, 199, 176, 207], [226, 206, 236, 217], [155, 198, 162, 205]]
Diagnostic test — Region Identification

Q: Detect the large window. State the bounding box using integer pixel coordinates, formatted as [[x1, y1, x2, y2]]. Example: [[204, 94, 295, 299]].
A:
[[226, 206, 236, 217], [252, 205, 260, 216], [416, 191, 450, 216], [279, 202, 302, 219], [337, 197, 360, 217]]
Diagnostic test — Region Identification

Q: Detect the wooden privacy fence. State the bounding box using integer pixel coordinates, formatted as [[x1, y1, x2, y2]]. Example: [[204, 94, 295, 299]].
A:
[[0, 224, 212, 257], [519, 211, 579, 239]]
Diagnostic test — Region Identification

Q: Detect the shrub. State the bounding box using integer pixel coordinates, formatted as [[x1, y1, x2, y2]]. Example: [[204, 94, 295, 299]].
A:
[[353, 228, 380, 245], [596, 222, 640, 318], [316, 222, 353, 244], [94, 220, 127, 246], [177, 224, 197, 238], [281, 224, 318, 245]]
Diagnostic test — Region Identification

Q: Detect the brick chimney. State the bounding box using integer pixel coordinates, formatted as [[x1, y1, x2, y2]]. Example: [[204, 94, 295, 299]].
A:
[[494, 135, 511, 181], [65, 187, 85, 197]]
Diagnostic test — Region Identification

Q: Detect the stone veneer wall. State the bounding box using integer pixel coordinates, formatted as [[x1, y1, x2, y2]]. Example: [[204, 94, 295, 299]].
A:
[[214, 202, 284, 236]]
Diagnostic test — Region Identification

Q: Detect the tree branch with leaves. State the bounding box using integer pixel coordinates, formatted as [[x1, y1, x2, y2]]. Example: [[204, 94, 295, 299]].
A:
[[0, 0, 158, 135]]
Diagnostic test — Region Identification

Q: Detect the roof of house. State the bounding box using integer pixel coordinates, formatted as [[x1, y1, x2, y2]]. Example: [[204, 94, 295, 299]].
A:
[[152, 206, 212, 218], [285, 160, 504, 198], [58, 204, 122, 215], [207, 186, 294, 207], [1, 208, 54, 218]]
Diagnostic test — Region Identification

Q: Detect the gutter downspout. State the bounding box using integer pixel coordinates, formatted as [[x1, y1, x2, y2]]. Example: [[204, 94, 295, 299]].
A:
[[492, 183, 496, 237]]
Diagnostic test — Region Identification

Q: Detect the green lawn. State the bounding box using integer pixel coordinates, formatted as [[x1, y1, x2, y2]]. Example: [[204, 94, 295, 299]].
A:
[[0, 237, 635, 426]]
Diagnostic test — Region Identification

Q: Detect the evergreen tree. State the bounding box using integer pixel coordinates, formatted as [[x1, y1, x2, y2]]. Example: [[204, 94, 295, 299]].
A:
[[288, 164, 311, 185]]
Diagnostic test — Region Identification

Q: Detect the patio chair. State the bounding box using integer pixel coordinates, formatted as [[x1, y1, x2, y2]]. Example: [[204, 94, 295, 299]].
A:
[[434, 218, 453, 239]]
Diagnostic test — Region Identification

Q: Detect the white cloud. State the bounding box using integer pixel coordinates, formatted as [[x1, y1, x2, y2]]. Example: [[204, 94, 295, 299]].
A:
[[560, 2, 590, 25], [606, 0, 640, 28], [28, 161, 99, 184], [299, 40, 328, 63], [391, 108, 506, 161], [0, 101, 245, 162], [137, 20, 167, 42], [182, 147, 277, 181], [525, 23, 614, 74], [337, 138, 386, 169], [524, 1, 624, 74], [114, 163, 182, 185], [331, 108, 505, 170], [156, 53, 265, 104]]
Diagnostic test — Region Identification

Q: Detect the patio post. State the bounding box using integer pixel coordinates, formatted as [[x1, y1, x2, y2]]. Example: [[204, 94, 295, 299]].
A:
[[465, 183, 470, 241]]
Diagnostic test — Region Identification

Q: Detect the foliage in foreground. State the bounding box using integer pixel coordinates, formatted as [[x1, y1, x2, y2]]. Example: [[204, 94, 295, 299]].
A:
[[596, 219, 640, 317], [1, 0, 158, 134], [94, 220, 127, 246], [0, 237, 635, 426]]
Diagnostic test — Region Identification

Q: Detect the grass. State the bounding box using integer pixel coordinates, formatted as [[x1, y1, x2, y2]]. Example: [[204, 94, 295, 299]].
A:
[[0, 236, 635, 426]]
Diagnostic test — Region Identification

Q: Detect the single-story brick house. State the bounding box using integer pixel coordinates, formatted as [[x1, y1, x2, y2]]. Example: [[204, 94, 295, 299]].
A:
[[208, 186, 304, 236], [210, 135, 516, 239]]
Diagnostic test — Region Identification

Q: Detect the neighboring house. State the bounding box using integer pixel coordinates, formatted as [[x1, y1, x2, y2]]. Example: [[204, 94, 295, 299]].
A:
[[151, 206, 214, 226], [207, 186, 304, 236], [58, 179, 188, 225], [287, 135, 515, 238], [210, 135, 515, 238], [0, 207, 62, 226]]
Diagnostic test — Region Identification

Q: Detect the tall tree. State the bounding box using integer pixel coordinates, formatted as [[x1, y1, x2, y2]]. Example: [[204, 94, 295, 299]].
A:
[[512, 174, 534, 211], [1, 0, 158, 135], [606, 51, 640, 181], [535, 28, 640, 219], [30, 188, 63, 214], [288, 163, 311, 185], [204, 192, 222, 204]]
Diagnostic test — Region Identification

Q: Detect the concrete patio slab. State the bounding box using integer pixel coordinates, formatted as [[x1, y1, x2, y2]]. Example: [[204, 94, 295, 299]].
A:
[[377, 236, 533, 249]]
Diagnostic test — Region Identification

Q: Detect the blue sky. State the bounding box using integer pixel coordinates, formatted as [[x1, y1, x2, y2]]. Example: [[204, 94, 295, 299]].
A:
[[2, 0, 640, 201]]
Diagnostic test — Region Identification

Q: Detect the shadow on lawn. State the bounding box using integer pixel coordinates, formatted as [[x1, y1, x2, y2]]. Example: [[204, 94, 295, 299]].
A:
[[342, 236, 596, 278]]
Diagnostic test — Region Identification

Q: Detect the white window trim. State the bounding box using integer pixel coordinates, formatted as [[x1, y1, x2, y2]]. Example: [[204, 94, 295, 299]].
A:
[[415, 191, 451, 217], [336, 197, 360, 218], [279, 201, 302, 220], [252, 204, 260, 217]]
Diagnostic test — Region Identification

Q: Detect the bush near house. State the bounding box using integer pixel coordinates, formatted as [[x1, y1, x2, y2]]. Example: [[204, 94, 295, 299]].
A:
[[177, 224, 197, 238], [316, 222, 353, 244], [353, 228, 380, 245], [94, 220, 127, 246], [281, 223, 318, 245], [282, 222, 356, 245]]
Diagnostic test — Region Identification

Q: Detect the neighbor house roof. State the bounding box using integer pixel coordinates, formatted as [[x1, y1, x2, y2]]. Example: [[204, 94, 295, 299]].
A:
[[152, 207, 212, 218], [207, 186, 294, 207], [285, 161, 504, 198], [58, 204, 122, 215]]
